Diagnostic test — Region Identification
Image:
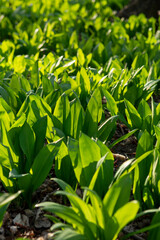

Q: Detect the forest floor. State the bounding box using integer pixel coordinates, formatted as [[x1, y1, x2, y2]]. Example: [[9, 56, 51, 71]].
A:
[[0, 2, 158, 239], [0, 122, 151, 240]]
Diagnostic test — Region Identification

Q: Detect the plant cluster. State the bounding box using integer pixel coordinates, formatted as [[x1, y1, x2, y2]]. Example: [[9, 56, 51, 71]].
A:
[[1, 0, 160, 239]]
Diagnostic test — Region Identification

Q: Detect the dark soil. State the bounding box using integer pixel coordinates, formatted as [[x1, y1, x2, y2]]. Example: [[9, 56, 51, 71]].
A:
[[117, 0, 160, 18]]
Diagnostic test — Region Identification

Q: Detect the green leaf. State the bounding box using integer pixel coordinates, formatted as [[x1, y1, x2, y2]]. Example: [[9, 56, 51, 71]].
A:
[[133, 130, 153, 203], [127, 151, 153, 174], [19, 121, 35, 172], [125, 99, 142, 129], [31, 139, 62, 192], [83, 88, 102, 138], [32, 116, 47, 157], [79, 67, 91, 94], [53, 93, 70, 132], [30, 60, 39, 89], [55, 141, 76, 187], [77, 48, 85, 66], [13, 56, 26, 73], [79, 133, 101, 186], [0, 98, 15, 124], [42, 75, 54, 97], [68, 98, 84, 139], [143, 187, 155, 209], [9, 169, 32, 203], [0, 143, 12, 168], [68, 133, 102, 187], [106, 201, 139, 240], [20, 76, 31, 92], [0, 165, 14, 192], [138, 99, 151, 119], [103, 174, 132, 217], [101, 88, 118, 115], [8, 114, 26, 160], [86, 189, 105, 232], [98, 115, 118, 142], [54, 191, 97, 239], [109, 129, 138, 149]]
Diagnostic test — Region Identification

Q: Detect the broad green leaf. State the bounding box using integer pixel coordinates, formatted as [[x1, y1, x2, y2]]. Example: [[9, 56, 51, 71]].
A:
[[86, 154, 108, 196], [0, 98, 15, 124], [86, 188, 105, 231], [42, 75, 54, 97], [0, 84, 19, 114], [32, 116, 47, 157], [8, 114, 26, 159], [143, 187, 154, 209], [79, 67, 90, 94], [127, 151, 153, 174], [68, 98, 84, 139], [103, 174, 132, 217], [133, 130, 153, 203], [68, 133, 102, 187], [30, 60, 39, 89], [20, 76, 31, 92], [55, 191, 96, 239], [98, 115, 118, 142], [19, 121, 35, 172], [17, 95, 53, 139], [138, 99, 152, 132], [9, 169, 32, 203], [13, 55, 26, 73], [132, 53, 148, 70], [106, 201, 139, 240], [0, 121, 16, 168], [0, 86, 9, 105], [9, 74, 21, 94], [0, 165, 14, 192], [45, 89, 60, 110], [92, 139, 114, 197], [101, 88, 118, 115], [0, 111, 11, 132], [83, 88, 102, 138], [67, 137, 81, 182], [55, 141, 76, 187], [77, 48, 85, 66], [138, 99, 151, 119], [78, 133, 101, 186], [125, 99, 142, 129], [0, 143, 13, 169], [53, 93, 70, 132], [31, 139, 62, 192]]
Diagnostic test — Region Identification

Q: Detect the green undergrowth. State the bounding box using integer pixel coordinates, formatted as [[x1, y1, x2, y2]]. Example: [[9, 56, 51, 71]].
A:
[[1, 0, 160, 239]]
